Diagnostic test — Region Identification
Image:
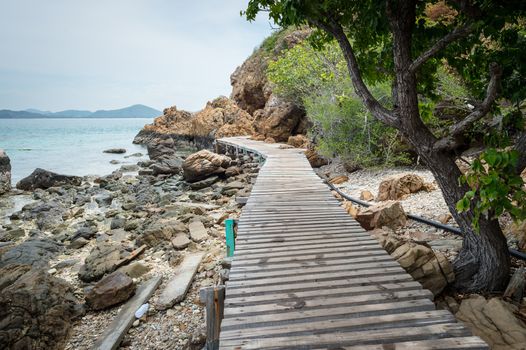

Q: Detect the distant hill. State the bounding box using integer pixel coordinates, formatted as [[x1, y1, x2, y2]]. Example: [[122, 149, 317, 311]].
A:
[[0, 104, 161, 119]]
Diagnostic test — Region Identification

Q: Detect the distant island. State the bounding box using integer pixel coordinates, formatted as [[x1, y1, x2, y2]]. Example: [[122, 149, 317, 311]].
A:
[[0, 104, 161, 119]]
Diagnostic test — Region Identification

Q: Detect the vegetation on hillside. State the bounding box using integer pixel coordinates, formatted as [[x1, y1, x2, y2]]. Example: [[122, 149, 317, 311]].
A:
[[245, 0, 526, 293]]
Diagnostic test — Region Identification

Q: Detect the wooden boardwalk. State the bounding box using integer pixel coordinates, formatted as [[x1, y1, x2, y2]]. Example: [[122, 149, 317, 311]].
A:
[[216, 136, 487, 350]]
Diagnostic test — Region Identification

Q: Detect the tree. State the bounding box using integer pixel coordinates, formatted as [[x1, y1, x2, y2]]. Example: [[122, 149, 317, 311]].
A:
[[245, 0, 526, 292]]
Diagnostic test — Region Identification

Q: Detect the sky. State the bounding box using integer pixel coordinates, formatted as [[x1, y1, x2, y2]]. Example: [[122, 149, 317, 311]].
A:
[[0, 0, 274, 112]]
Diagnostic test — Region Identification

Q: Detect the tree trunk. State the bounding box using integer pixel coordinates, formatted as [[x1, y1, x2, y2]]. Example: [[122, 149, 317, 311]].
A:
[[421, 151, 511, 292], [384, 0, 510, 292]]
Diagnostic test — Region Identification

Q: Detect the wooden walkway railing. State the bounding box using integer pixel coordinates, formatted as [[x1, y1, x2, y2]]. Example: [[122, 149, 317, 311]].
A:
[[216, 136, 487, 350]]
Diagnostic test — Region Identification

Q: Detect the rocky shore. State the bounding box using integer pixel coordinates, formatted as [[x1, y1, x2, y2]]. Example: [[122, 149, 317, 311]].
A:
[[0, 139, 262, 349]]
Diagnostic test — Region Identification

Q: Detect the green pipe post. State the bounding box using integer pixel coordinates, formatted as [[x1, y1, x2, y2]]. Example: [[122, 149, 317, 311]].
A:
[[225, 219, 235, 257]]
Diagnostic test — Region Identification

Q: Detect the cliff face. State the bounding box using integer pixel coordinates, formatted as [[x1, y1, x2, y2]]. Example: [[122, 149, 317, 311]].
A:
[[137, 28, 312, 145]]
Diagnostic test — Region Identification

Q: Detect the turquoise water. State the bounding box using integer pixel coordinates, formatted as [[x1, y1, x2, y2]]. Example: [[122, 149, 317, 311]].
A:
[[0, 118, 152, 183]]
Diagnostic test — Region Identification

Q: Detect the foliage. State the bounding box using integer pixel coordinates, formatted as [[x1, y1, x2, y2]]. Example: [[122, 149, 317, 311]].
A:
[[245, 0, 526, 231], [457, 148, 526, 230], [267, 40, 411, 168]]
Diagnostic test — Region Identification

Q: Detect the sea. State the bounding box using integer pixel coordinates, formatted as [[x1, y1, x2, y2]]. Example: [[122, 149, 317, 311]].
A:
[[0, 118, 153, 183]]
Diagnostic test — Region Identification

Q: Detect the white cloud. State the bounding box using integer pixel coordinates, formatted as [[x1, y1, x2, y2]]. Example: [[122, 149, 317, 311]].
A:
[[0, 0, 273, 111]]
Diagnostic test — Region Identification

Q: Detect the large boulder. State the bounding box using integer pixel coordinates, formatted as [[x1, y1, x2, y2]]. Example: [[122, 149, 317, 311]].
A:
[[0, 267, 83, 349], [355, 200, 407, 231], [147, 137, 176, 160], [182, 150, 231, 183], [372, 229, 454, 295], [85, 272, 136, 310], [252, 96, 305, 142], [16, 168, 82, 191], [0, 149, 11, 195], [377, 174, 433, 201], [456, 295, 526, 350]]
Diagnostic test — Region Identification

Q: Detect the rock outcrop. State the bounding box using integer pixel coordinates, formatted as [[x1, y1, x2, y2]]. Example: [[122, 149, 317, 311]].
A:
[[372, 229, 455, 295], [16, 168, 82, 191], [0, 268, 83, 349], [456, 295, 526, 349], [142, 97, 254, 140], [252, 96, 306, 142], [182, 150, 232, 183], [377, 174, 434, 201], [0, 149, 11, 195], [355, 201, 407, 230]]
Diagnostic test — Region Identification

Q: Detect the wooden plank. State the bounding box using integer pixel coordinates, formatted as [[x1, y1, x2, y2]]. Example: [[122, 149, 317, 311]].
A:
[[224, 289, 433, 317], [228, 261, 402, 281], [234, 244, 385, 263], [226, 267, 408, 288], [220, 323, 471, 349], [220, 299, 436, 330], [157, 252, 204, 310], [234, 238, 377, 251], [93, 276, 162, 350], [235, 240, 386, 256], [340, 337, 489, 350], [232, 249, 392, 268], [225, 281, 423, 305], [229, 255, 395, 275], [220, 310, 455, 340]]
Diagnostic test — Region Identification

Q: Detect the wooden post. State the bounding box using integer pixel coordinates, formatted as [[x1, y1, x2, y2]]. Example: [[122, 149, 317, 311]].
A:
[[225, 218, 235, 257], [199, 286, 226, 350]]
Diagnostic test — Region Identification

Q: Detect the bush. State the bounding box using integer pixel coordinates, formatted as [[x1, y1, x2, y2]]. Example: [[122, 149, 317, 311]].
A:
[[267, 40, 411, 168]]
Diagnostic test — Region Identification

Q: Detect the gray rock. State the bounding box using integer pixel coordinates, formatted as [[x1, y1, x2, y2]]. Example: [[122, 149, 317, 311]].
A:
[[103, 148, 127, 154], [118, 262, 150, 278], [111, 217, 126, 230], [124, 152, 143, 158], [68, 237, 89, 249], [151, 157, 183, 176], [188, 220, 208, 242], [189, 176, 219, 190], [78, 242, 137, 282], [110, 160, 120, 164], [147, 138, 176, 160], [171, 234, 191, 250], [0, 149, 11, 195], [16, 168, 82, 191], [120, 164, 140, 172], [0, 238, 63, 268], [0, 228, 25, 242]]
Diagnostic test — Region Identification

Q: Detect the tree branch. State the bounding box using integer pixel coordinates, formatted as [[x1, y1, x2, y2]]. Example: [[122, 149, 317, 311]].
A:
[[409, 24, 473, 73], [434, 63, 502, 151], [308, 17, 398, 127]]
